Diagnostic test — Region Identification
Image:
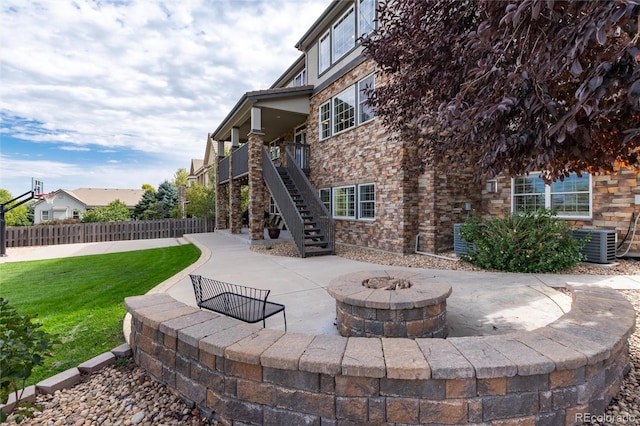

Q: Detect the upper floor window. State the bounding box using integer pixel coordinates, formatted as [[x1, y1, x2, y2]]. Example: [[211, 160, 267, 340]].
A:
[[334, 87, 356, 134], [332, 7, 355, 61], [512, 172, 591, 218], [294, 69, 306, 86], [319, 74, 375, 140], [358, 0, 376, 38], [319, 31, 331, 74], [358, 74, 375, 124]]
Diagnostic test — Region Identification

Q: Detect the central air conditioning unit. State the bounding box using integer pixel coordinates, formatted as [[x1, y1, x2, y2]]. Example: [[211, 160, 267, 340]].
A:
[[571, 229, 616, 264], [453, 223, 475, 255]]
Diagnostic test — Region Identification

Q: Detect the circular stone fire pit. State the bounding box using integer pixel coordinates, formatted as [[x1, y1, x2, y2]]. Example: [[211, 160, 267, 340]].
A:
[[327, 270, 452, 338]]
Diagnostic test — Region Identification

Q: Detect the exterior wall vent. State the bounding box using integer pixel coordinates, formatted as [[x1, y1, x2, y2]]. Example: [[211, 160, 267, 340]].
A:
[[571, 229, 616, 264]]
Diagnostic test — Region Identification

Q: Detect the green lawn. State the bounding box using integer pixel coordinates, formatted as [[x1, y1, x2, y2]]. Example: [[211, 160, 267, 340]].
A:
[[0, 244, 201, 385]]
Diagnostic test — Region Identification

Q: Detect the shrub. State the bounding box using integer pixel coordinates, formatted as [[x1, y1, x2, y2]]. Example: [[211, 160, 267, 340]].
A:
[[0, 298, 58, 422], [458, 209, 586, 273]]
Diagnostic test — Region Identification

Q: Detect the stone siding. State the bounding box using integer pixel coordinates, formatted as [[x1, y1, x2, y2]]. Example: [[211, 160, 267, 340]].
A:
[[482, 170, 640, 255]]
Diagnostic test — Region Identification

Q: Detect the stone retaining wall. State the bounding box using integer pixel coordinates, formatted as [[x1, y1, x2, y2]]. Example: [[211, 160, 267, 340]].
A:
[[125, 285, 635, 425]]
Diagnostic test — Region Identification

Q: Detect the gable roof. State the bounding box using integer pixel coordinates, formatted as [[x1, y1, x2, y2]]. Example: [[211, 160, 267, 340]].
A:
[[34, 188, 145, 208]]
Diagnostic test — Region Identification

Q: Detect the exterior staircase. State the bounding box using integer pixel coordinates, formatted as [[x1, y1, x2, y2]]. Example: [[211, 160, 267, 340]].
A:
[[277, 167, 333, 257], [262, 146, 334, 258]]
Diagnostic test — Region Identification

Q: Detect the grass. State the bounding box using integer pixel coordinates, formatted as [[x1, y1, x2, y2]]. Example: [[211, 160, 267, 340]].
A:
[[0, 244, 201, 385]]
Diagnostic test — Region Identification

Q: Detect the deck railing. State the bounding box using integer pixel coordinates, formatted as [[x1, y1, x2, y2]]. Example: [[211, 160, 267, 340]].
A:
[[218, 156, 230, 184], [232, 143, 249, 179], [284, 146, 334, 254], [262, 147, 307, 257]]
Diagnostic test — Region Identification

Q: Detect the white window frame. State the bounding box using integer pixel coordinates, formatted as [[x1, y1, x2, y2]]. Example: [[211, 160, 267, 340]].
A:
[[318, 30, 331, 74], [269, 196, 280, 215], [332, 7, 355, 62], [294, 69, 306, 87], [333, 86, 356, 134], [332, 185, 356, 219], [358, 0, 376, 38], [41, 210, 50, 221], [358, 74, 375, 124], [511, 172, 592, 219], [358, 183, 375, 220], [319, 101, 331, 140]]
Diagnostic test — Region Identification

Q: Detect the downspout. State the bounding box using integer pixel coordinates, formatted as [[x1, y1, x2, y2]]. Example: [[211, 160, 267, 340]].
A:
[[414, 233, 459, 261]]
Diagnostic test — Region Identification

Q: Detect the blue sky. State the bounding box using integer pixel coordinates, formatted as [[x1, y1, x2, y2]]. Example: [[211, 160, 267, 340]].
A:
[[0, 0, 329, 196]]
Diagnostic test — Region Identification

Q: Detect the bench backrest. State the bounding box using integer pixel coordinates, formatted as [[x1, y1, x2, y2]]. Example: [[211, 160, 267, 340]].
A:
[[189, 274, 271, 312]]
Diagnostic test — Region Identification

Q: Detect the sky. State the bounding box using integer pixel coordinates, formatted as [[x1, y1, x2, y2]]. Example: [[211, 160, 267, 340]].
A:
[[0, 0, 330, 197]]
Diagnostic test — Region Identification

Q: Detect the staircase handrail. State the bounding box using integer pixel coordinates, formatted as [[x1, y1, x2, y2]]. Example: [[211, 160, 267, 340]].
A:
[[262, 147, 306, 257], [284, 146, 335, 254]]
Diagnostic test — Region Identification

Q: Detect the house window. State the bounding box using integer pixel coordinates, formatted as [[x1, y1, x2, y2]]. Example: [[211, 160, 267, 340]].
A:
[[41, 210, 50, 221], [333, 185, 355, 219], [269, 196, 280, 215], [332, 7, 355, 61], [334, 87, 356, 134], [320, 188, 331, 213], [72, 209, 81, 220], [318, 31, 331, 74], [269, 142, 280, 160], [294, 69, 306, 86], [512, 172, 591, 217], [358, 183, 375, 219], [358, 74, 375, 124], [319, 101, 331, 139], [358, 0, 376, 38]]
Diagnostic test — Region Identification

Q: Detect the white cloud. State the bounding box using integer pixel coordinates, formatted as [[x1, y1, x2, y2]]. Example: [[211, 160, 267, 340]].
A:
[[0, 0, 329, 194]]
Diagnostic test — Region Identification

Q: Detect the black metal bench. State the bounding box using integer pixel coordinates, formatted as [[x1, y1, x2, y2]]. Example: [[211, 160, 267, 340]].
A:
[[189, 274, 287, 331]]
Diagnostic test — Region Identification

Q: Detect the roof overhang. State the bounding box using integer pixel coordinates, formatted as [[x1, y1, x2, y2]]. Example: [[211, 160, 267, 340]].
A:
[[212, 85, 313, 143]]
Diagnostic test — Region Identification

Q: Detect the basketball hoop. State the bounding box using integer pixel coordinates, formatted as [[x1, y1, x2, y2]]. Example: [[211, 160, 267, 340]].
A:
[[35, 193, 54, 199]]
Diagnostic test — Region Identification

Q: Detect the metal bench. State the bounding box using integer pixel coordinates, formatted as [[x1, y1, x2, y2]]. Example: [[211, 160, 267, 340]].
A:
[[189, 274, 287, 331]]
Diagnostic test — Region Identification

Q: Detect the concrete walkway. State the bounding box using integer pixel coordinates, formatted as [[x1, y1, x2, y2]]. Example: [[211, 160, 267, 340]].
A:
[[3, 231, 639, 337]]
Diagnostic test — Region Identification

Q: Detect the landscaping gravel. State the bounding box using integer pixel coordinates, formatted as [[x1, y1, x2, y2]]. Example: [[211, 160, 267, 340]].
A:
[[5, 243, 639, 425]]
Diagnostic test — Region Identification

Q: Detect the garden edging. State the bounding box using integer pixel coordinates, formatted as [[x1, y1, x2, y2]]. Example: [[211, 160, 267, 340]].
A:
[[124, 284, 635, 425]]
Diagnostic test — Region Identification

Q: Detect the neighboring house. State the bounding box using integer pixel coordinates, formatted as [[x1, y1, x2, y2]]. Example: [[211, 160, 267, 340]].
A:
[[33, 188, 145, 224], [211, 0, 639, 258], [188, 134, 217, 187]]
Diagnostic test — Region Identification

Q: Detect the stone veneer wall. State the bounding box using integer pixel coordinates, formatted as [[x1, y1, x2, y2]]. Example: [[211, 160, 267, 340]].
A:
[[307, 59, 421, 254], [482, 170, 640, 255], [125, 285, 634, 425]]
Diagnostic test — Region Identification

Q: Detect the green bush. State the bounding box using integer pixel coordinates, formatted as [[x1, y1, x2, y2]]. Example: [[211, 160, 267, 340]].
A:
[[458, 209, 586, 273], [0, 298, 58, 422]]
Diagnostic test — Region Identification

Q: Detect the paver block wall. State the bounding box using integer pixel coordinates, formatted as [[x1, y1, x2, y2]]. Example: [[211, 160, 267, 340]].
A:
[[126, 285, 634, 425]]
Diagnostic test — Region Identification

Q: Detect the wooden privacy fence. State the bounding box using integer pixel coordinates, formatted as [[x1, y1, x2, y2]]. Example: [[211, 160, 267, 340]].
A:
[[4, 218, 214, 248]]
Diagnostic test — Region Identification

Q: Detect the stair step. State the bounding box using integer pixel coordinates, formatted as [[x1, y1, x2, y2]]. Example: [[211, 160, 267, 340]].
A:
[[305, 241, 329, 247], [304, 247, 334, 256]]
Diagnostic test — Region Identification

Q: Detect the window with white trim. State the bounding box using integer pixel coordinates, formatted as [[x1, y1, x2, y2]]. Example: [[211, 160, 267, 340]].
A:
[[320, 74, 375, 140], [73, 209, 81, 220], [332, 185, 355, 219], [332, 7, 355, 61], [41, 210, 49, 221], [320, 188, 331, 213], [294, 69, 306, 86], [334, 87, 356, 134], [319, 101, 331, 140], [358, 183, 375, 219], [358, 0, 376, 38], [269, 196, 280, 215], [358, 74, 374, 124], [318, 31, 331, 74], [512, 172, 591, 217]]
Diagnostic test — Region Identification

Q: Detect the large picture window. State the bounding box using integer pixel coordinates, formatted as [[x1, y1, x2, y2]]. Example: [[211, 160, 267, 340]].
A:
[[332, 186, 356, 219], [332, 7, 355, 61], [320, 74, 375, 140], [358, 0, 376, 37], [333, 87, 356, 134], [512, 172, 591, 217]]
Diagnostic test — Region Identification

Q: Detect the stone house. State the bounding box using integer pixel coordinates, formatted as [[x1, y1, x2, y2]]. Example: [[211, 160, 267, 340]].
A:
[[211, 0, 639, 258]]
